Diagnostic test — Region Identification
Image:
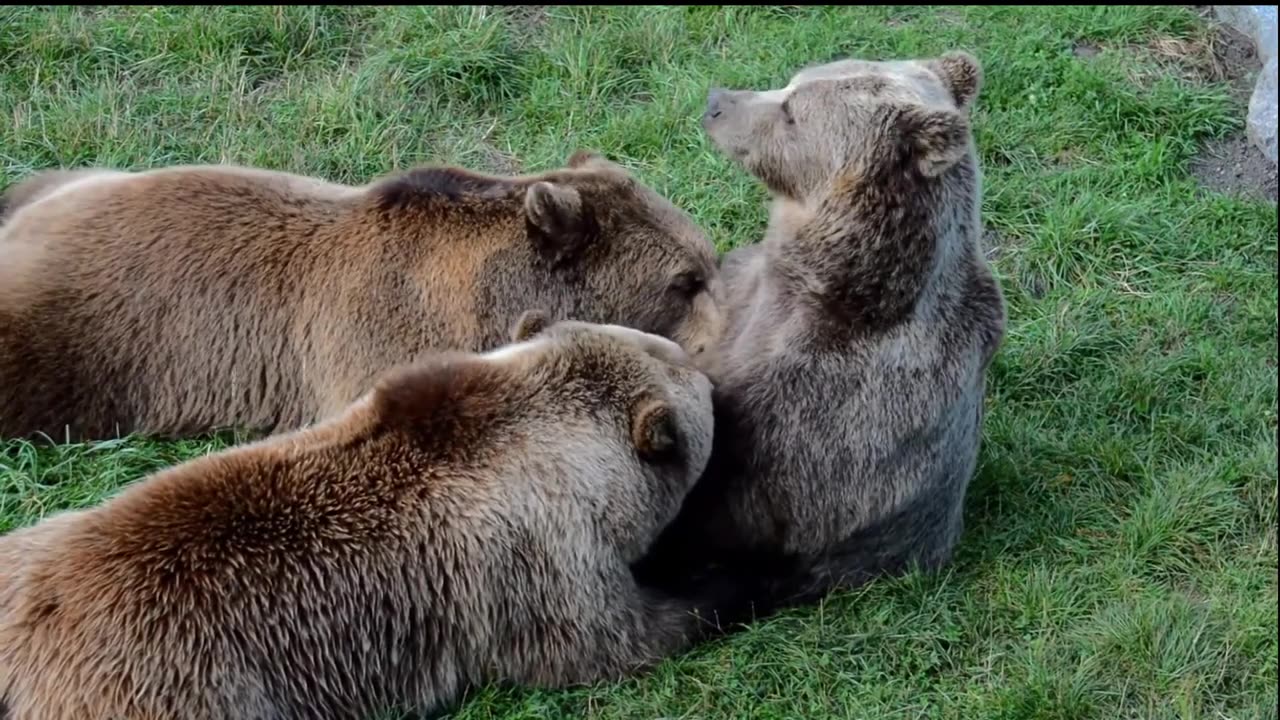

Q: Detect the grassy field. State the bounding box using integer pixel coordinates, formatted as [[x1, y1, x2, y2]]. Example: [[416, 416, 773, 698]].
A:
[[1, 5, 1276, 719]]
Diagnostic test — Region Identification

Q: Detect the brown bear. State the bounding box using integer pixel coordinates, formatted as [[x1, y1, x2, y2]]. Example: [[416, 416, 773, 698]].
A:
[[635, 52, 1008, 606], [0, 316, 753, 720], [0, 151, 723, 442]]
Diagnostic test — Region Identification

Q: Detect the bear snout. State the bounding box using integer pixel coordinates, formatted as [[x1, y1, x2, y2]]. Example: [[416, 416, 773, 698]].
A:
[[703, 88, 735, 125]]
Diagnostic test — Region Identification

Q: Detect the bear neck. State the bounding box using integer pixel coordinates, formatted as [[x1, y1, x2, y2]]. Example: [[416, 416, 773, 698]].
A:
[[768, 155, 978, 336]]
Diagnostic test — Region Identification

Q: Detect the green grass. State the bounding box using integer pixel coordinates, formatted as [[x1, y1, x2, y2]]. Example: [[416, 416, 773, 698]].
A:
[[2, 5, 1276, 719]]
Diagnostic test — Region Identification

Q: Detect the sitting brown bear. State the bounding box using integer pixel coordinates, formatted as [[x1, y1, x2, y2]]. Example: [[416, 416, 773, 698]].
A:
[[0, 316, 750, 720], [0, 151, 722, 442], [636, 52, 1008, 606]]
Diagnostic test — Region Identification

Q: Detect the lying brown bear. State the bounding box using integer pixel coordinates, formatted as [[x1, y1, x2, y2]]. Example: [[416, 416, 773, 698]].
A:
[[0, 316, 752, 720], [0, 152, 722, 442]]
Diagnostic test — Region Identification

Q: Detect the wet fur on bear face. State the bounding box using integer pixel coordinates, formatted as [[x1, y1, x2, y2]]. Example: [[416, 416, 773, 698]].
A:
[[0, 151, 724, 442], [635, 51, 1007, 611], [0, 320, 748, 720]]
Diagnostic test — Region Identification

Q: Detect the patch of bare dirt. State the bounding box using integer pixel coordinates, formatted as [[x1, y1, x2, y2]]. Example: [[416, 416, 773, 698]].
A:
[[1190, 134, 1278, 203], [1184, 6, 1277, 203], [1073, 9, 1259, 93], [1076, 7, 1279, 202], [1126, 26, 1254, 90], [502, 5, 547, 37], [1158, 16, 1259, 97], [1203, 14, 1264, 102], [1072, 41, 1101, 60]]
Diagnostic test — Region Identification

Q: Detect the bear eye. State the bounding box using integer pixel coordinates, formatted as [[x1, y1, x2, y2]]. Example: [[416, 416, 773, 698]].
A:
[[780, 100, 796, 125], [669, 271, 705, 298]]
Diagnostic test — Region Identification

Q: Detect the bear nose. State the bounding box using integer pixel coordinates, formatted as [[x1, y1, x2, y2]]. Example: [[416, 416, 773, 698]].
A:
[[705, 88, 729, 120]]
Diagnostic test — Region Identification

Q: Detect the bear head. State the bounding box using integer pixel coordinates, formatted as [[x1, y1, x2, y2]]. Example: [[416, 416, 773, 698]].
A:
[[701, 51, 982, 200]]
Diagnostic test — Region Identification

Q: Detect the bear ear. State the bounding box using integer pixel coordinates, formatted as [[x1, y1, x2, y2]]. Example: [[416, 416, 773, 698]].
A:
[[510, 309, 552, 343], [568, 149, 607, 168], [371, 354, 495, 430], [570, 148, 629, 170], [897, 106, 970, 177], [928, 51, 983, 111], [631, 397, 679, 461], [569, 150, 632, 176], [524, 181, 596, 265]]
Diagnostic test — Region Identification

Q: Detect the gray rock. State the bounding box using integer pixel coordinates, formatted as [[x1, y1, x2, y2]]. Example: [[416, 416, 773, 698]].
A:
[[1251, 56, 1278, 163], [1215, 5, 1278, 164]]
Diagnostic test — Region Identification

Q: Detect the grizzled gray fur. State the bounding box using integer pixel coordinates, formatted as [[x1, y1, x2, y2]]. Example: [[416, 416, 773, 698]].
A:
[[636, 51, 1008, 607]]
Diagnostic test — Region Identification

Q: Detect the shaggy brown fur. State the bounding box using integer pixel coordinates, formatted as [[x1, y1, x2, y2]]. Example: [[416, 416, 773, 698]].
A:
[[0, 151, 722, 442], [635, 52, 1008, 606], [0, 318, 746, 720]]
